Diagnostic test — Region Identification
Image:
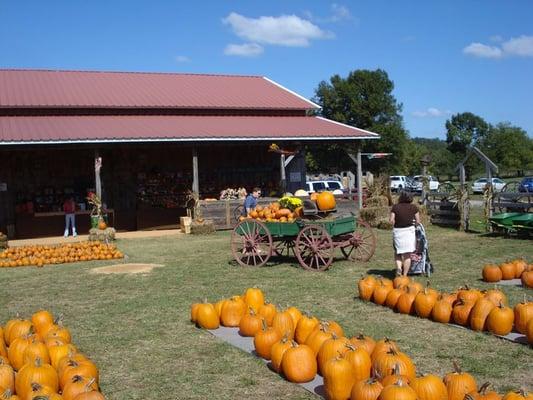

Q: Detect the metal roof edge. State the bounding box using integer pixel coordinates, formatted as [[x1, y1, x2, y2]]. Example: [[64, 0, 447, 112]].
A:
[[262, 77, 321, 110], [315, 116, 381, 138]]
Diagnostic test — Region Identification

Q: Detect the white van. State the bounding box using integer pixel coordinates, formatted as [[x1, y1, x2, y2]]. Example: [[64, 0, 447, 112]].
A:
[[306, 180, 344, 194]]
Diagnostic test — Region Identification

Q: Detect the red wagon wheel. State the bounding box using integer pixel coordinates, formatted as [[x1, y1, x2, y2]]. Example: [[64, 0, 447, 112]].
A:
[[295, 224, 334, 272], [273, 240, 295, 257], [231, 219, 272, 267], [340, 219, 376, 262]]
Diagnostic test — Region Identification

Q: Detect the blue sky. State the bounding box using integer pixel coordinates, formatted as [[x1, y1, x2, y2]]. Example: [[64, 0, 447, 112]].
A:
[[1, 1, 532, 139]]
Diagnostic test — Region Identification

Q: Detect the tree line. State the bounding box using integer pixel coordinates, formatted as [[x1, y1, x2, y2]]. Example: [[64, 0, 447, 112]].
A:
[[306, 69, 533, 180]]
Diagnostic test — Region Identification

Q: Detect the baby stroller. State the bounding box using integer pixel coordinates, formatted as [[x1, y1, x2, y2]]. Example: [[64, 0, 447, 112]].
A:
[[409, 224, 433, 276]]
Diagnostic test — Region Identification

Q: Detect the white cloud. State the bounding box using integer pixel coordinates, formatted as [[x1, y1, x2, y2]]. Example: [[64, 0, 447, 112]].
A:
[[463, 35, 533, 59], [490, 35, 503, 43], [222, 12, 333, 47], [463, 43, 503, 59], [223, 43, 264, 57], [175, 55, 190, 63], [502, 35, 533, 57], [303, 4, 353, 24], [412, 108, 452, 118]]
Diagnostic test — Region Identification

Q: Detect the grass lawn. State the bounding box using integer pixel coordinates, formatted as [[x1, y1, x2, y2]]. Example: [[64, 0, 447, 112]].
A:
[[1, 226, 532, 399]]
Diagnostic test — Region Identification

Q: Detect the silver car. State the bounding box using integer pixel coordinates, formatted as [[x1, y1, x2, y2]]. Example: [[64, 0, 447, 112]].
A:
[[471, 178, 505, 194]]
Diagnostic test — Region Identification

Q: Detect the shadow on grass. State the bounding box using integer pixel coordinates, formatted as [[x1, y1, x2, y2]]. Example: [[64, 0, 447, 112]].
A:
[[366, 268, 396, 279]]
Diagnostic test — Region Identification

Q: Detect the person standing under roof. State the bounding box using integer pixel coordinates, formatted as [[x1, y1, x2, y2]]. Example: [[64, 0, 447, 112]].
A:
[[243, 187, 261, 216], [63, 197, 77, 237]]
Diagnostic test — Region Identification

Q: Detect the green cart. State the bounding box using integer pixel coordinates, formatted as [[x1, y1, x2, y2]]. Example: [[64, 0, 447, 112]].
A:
[[231, 215, 376, 271], [489, 212, 533, 236]]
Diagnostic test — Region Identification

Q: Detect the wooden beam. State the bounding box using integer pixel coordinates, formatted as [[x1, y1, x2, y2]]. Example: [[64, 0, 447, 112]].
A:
[[356, 147, 363, 210], [94, 152, 102, 200]]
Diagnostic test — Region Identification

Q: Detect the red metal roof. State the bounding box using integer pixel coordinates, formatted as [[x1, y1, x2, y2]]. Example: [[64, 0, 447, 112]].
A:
[[0, 115, 379, 144], [0, 69, 319, 110]]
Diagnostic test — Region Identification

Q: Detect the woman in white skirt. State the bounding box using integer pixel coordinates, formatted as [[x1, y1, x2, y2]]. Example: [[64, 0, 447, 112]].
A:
[[390, 191, 420, 276]]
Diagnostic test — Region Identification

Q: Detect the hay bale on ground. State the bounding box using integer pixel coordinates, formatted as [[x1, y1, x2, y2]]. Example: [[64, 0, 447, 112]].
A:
[[418, 204, 429, 226], [366, 196, 390, 207], [359, 206, 390, 227], [191, 220, 216, 235], [89, 227, 116, 242], [377, 220, 393, 230]]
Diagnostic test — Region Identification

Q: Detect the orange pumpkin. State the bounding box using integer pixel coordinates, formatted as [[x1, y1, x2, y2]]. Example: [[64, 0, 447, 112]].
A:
[[482, 265, 502, 283], [253, 320, 281, 360], [316, 192, 336, 211], [521, 270, 533, 288], [281, 342, 317, 383], [238, 308, 263, 337], [513, 300, 533, 334], [220, 296, 246, 327], [97, 220, 107, 230], [295, 314, 319, 344], [270, 336, 292, 373], [257, 303, 277, 326], [317, 335, 350, 376]]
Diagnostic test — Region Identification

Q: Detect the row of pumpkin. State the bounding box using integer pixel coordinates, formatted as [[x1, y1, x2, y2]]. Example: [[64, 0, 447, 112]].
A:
[[357, 275, 533, 343], [481, 259, 532, 287], [0, 242, 123, 268], [0, 311, 104, 400], [191, 288, 531, 400]]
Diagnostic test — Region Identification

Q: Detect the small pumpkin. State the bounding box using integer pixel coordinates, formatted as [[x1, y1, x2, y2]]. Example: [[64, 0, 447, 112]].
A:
[[281, 342, 317, 383], [414, 288, 438, 319], [270, 336, 292, 373], [372, 349, 416, 382], [406, 281, 424, 295], [385, 289, 404, 310], [49, 344, 77, 369], [396, 288, 417, 315], [285, 306, 302, 327], [378, 379, 417, 400], [295, 314, 319, 344], [452, 299, 475, 326], [253, 320, 281, 360], [316, 192, 336, 211], [483, 288, 508, 307], [257, 303, 277, 326], [431, 297, 453, 324], [272, 310, 295, 340], [220, 296, 246, 327], [351, 378, 383, 400], [359, 276, 378, 301], [238, 308, 263, 337], [0, 357, 15, 393], [31, 311, 55, 336], [0, 388, 17, 400], [502, 390, 533, 400], [486, 302, 514, 336], [410, 374, 448, 400], [62, 376, 98, 400], [97, 220, 107, 230], [23, 339, 51, 366], [443, 362, 477, 400], [499, 263, 516, 280], [190, 303, 201, 323], [59, 358, 99, 389], [457, 286, 482, 304], [6, 320, 33, 347], [243, 287, 265, 313], [323, 321, 344, 338], [482, 264, 502, 283], [372, 281, 393, 306], [323, 356, 355, 400], [371, 338, 399, 362], [349, 334, 375, 355], [393, 276, 410, 289], [317, 334, 350, 376], [470, 297, 496, 331], [525, 318, 533, 345], [72, 390, 105, 400], [305, 325, 334, 356], [15, 358, 59, 399], [513, 299, 533, 334], [8, 335, 35, 371], [343, 344, 372, 382], [521, 270, 533, 288], [512, 259, 527, 278], [466, 382, 502, 400], [195, 302, 219, 330]]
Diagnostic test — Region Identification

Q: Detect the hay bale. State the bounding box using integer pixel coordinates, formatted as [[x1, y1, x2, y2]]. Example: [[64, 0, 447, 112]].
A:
[[359, 206, 390, 227], [89, 227, 116, 242], [418, 204, 429, 226], [377, 220, 393, 230], [191, 220, 216, 235], [366, 196, 390, 207]]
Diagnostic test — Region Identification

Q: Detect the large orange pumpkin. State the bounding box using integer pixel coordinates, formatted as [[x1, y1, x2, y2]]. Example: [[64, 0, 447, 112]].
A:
[[316, 192, 336, 210]]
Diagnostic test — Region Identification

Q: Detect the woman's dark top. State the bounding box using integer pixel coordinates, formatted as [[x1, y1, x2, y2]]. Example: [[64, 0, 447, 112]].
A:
[[391, 203, 418, 228]]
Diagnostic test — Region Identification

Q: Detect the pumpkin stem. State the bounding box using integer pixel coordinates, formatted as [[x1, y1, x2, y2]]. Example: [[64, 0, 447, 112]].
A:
[[478, 382, 491, 394], [261, 319, 268, 331], [34, 357, 42, 367], [391, 363, 401, 375], [345, 343, 356, 351], [86, 377, 97, 390], [452, 360, 462, 374]]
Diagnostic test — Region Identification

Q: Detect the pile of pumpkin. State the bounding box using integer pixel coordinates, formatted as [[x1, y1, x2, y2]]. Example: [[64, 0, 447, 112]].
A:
[[240, 192, 337, 223], [0, 311, 104, 399], [0, 242, 123, 268], [482, 259, 532, 288], [191, 288, 531, 400], [358, 276, 533, 343]]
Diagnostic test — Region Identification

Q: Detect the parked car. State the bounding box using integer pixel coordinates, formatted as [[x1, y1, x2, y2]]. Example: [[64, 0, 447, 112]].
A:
[[306, 180, 344, 194], [390, 176, 408, 192], [518, 177, 533, 192], [471, 177, 506, 194], [412, 175, 440, 191]]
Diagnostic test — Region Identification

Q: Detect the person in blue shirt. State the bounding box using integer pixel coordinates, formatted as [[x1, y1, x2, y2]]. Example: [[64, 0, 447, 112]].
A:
[[244, 187, 261, 215]]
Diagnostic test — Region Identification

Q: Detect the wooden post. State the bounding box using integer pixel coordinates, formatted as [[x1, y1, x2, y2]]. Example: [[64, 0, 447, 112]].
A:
[[486, 162, 493, 219], [192, 147, 199, 195], [421, 164, 427, 206], [356, 147, 363, 210], [280, 154, 286, 193], [95, 153, 102, 199]]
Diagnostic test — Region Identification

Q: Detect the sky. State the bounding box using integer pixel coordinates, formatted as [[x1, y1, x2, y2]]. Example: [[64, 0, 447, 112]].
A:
[[1, 1, 532, 139]]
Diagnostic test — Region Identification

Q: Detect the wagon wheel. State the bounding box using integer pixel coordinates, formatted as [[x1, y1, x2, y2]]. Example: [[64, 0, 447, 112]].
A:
[[438, 182, 458, 202], [295, 225, 334, 272], [273, 240, 295, 257], [340, 219, 377, 262], [231, 219, 272, 267], [233, 205, 245, 222]]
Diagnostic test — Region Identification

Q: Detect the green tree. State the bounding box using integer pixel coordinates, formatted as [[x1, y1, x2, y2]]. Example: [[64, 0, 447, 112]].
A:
[[311, 69, 410, 173], [481, 122, 533, 174]]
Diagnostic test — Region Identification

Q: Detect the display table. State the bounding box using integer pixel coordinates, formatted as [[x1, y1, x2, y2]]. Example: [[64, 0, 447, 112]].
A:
[[15, 210, 115, 239]]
